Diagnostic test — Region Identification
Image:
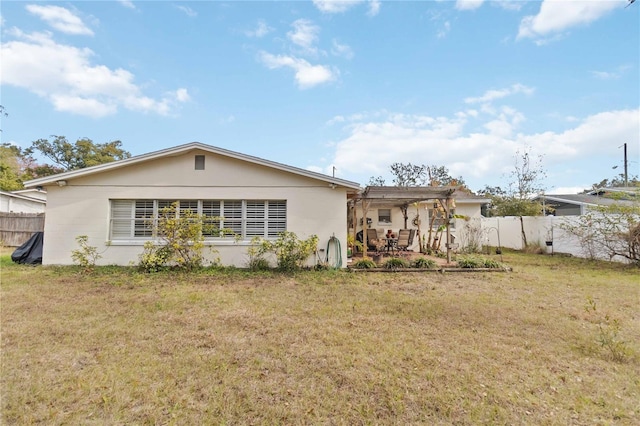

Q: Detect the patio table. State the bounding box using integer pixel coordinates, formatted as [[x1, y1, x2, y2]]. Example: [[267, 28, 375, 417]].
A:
[[384, 237, 398, 254]]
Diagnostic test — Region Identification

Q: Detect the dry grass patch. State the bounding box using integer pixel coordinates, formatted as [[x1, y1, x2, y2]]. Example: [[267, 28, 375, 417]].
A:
[[1, 251, 639, 424]]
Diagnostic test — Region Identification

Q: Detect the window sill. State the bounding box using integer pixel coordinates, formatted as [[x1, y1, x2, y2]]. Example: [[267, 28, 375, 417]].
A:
[[107, 239, 263, 246]]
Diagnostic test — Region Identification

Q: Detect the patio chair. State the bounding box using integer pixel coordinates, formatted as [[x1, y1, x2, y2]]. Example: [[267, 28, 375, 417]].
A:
[[396, 229, 411, 251], [408, 229, 416, 247], [366, 228, 380, 251]]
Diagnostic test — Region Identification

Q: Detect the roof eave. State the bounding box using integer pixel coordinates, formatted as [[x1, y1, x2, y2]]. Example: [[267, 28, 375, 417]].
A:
[[24, 142, 362, 190]]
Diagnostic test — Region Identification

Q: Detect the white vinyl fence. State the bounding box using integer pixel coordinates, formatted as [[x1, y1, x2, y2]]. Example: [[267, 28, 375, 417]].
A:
[[454, 216, 631, 263]]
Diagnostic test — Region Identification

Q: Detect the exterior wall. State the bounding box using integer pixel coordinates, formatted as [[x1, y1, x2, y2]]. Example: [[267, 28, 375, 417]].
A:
[[40, 150, 349, 267], [553, 204, 583, 216], [0, 194, 45, 213]]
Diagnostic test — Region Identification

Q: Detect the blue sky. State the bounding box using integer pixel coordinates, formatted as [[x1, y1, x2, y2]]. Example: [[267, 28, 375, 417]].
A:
[[1, 0, 638, 194]]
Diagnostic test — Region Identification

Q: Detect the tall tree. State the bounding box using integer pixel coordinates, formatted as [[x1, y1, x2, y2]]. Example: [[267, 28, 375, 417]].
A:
[[426, 165, 466, 187], [0, 144, 23, 191], [28, 136, 131, 171], [389, 163, 426, 187], [388, 162, 465, 187], [483, 147, 547, 246], [584, 174, 640, 192], [0, 136, 131, 190], [367, 176, 386, 186], [485, 147, 546, 218]]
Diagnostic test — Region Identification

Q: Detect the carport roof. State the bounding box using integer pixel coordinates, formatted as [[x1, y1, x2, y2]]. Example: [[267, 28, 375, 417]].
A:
[[351, 186, 489, 206]]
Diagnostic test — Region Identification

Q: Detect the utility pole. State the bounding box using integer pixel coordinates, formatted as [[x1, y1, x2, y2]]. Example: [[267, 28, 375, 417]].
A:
[[623, 143, 628, 187]]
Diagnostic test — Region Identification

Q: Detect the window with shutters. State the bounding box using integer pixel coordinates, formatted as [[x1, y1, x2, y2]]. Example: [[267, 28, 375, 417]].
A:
[[109, 199, 286, 240]]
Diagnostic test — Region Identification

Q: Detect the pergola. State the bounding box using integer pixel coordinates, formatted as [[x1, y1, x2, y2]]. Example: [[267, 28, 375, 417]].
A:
[[348, 186, 462, 263]]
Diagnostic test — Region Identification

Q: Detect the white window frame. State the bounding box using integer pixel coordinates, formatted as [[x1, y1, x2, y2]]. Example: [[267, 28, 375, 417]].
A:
[[377, 208, 392, 224], [109, 199, 286, 241]]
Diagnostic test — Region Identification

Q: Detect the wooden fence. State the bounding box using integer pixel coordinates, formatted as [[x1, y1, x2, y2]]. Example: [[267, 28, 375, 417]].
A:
[[0, 212, 45, 247]]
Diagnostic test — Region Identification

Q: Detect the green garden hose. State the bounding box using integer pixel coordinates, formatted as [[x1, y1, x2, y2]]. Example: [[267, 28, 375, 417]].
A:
[[326, 235, 342, 269]]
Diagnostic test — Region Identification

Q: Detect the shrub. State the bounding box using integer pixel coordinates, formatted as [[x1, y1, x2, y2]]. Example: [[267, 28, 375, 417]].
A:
[[412, 257, 437, 269], [247, 257, 271, 272], [585, 297, 630, 362], [246, 236, 271, 271], [383, 257, 409, 270], [482, 258, 503, 269], [457, 255, 503, 269], [352, 258, 377, 269], [253, 231, 318, 272], [137, 202, 221, 272], [71, 235, 102, 270], [523, 243, 545, 254], [138, 243, 172, 272]]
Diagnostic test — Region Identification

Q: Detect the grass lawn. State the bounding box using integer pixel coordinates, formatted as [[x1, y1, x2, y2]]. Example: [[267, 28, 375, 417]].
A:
[[1, 250, 639, 424]]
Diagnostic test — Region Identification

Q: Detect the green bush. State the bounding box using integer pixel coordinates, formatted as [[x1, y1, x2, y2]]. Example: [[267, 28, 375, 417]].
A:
[[412, 257, 437, 269], [383, 257, 409, 270], [585, 297, 630, 362], [138, 243, 172, 272], [253, 231, 318, 272], [137, 203, 221, 272], [352, 258, 377, 269], [457, 255, 503, 269], [247, 257, 271, 272], [71, 235, 102, 270], [482, 258, 503, 269]]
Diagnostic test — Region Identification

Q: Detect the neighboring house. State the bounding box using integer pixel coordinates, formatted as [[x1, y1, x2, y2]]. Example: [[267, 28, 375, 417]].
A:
[[0, 190, 46, 213], [350, 186, 489, 253], [23, 142, 361, 267], [535, 190, 638, 216], [12, 188, 48, 202]]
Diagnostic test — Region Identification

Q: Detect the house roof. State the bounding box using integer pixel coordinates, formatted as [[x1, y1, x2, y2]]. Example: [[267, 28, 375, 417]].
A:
[[0, 190, 47, 204], [12, 188, 47, 201], [587, 187, 639, 198], [352, 186, 490, 206], [24, 142, 362, 191], [536, 193, 636, 208]]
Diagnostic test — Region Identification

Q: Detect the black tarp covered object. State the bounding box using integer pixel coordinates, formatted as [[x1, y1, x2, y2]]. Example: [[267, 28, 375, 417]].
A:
[[11, 232, 43, 264]]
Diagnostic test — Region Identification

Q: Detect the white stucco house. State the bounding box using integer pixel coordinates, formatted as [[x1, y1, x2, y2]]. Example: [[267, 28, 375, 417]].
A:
[[23, 142, 361, 267], [0, 190, 46, 213], [534, 190, 638, 216]]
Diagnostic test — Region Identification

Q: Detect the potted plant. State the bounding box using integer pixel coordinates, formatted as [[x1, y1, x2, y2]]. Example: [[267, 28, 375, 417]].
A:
[[346, 234, 363, 258], [373, 239, 387, 263]]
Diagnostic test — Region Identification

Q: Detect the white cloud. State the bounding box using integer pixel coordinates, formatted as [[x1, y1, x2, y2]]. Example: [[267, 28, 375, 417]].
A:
[[219, 115, 235, 124], [287, 19, 320, 55], [547, 186, 589, 195], [312, 0, 379, 15], [326, 105, 639, 190], [174, 88, 191, 103], [313, 0, 363, 14], [518, 0, 620, 41], [176, 5, 197, 18], [464, 83, 534, 104], [0, 31, 187, 118], [455, 0, 485, 11], [117, 0, 136, 9], [258, 52, 336, 89], [331, 39, 354, 59], [519, 109, 640, 159], [437, 21, 451, 39], [245, 19, 273, 38], [26, 4, 93, 36], [591, 65, 631, 80], [494, 1, 523, 12], [368, 0, 381, 16]]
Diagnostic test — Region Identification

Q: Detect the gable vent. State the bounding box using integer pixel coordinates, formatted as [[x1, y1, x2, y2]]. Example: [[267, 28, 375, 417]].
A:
[[195, 155, 205, 170]]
